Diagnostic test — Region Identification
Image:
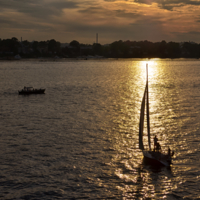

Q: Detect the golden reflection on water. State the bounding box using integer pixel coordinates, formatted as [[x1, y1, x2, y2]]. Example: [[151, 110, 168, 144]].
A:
[[111, 60, 177, 199]]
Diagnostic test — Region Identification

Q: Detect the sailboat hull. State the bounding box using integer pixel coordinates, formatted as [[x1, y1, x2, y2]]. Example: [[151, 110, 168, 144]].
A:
[[143, 150, 171, 167]]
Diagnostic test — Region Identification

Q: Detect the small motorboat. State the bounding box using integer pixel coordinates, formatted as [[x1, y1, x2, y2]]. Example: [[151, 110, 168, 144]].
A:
[[18, 87, 45, 95]]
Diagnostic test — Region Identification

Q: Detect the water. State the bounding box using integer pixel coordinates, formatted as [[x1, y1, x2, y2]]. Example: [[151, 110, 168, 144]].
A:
[[0, 59, 199, 199]]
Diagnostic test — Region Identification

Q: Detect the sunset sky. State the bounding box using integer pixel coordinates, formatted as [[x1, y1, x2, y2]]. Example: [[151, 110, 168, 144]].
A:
[[1, 0, 200, 44]]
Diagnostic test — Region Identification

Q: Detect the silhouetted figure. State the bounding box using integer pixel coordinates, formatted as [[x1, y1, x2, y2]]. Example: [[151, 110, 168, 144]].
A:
[[156, 142, 161, 151], [154, 135, 158, 151], [168, 147, 171, 156]]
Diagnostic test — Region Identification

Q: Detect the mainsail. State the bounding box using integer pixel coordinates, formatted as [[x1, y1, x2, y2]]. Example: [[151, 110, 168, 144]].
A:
[[139, 85, 146, 150], [146, 64, 151, 150], [139, 64, 151, 150]]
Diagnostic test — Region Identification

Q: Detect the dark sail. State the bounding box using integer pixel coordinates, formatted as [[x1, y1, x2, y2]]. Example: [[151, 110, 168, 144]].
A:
[[139, 84, 147, 150], [146, 64, 151, 150], [139, 64, 151, 151]]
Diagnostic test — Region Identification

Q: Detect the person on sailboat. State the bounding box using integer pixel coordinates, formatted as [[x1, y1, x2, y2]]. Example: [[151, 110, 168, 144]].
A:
[[168, 147, 171, 156], [156, 142, 161, 151], [154, 135, 158, 151], [168, 147, 174, 157]]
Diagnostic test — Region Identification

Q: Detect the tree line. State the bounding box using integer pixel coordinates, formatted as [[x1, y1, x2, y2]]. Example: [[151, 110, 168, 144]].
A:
[[0, 37, 200, 59]]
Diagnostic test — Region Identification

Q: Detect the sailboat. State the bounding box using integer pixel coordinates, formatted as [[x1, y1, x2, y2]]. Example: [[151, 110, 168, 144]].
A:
[[139, 64, 173, 167]]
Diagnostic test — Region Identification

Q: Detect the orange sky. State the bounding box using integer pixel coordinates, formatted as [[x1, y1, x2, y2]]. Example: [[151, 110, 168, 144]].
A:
[[0, 0, 200, 44]]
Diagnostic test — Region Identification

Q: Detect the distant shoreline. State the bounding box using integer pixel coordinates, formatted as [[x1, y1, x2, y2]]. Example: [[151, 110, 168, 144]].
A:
[[0, 57, 199, 62]]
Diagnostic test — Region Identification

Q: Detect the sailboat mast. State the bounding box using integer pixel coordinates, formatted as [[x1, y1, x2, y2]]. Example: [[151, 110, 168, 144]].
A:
[[146, 64, 151, 150]]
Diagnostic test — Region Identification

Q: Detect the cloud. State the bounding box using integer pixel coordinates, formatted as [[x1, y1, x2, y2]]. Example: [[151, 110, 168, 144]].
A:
[[114, 9, 140, 18], [0, 0, 79, 19], [0, 0, 200, 43], [170, 31, 200, 42], [79, 6, 108, 14], [0, 0, 81, 35], [104, 0, 117, 2], [133, 0, 200, 10]]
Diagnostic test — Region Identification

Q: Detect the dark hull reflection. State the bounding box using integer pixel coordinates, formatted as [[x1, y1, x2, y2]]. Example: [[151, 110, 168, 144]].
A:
[[142, 157, 172, 171]]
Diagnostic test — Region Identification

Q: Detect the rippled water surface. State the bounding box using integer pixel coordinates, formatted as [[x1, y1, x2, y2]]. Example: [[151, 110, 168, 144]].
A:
[[0, 59, 200, 199]]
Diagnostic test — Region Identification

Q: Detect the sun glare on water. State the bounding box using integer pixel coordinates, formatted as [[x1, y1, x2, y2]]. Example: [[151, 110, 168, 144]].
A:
[[141, 60, 158, 78], [138, 60, 159, 86]]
